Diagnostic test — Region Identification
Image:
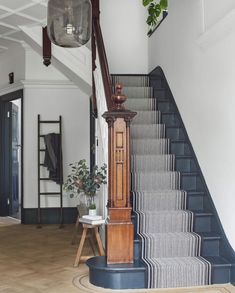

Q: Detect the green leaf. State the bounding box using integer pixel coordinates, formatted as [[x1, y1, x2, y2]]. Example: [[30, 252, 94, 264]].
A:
[[143, 0, 153, 7], [147, 15, 155, 26], [154, 3, 162, 17], [160, 0, 168, 9]]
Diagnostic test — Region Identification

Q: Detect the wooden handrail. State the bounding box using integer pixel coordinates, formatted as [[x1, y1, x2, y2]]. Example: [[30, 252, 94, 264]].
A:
[[91, 0, 136, 264], [91, 0, 114, 110]]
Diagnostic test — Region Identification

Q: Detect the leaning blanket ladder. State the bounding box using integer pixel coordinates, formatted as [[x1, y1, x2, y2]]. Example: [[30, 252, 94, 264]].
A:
[[37, 114, 63, 228]]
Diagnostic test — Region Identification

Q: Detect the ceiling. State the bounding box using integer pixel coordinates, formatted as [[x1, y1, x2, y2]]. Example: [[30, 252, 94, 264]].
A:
[[0, 0, 47, 54]]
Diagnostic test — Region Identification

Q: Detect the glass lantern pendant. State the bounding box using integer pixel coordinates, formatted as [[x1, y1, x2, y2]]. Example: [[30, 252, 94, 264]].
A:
[[47, 0, 92, 48]]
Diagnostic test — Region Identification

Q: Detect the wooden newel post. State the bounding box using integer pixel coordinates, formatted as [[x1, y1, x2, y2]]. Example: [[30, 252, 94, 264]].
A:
[[103, 84, 137, 264]]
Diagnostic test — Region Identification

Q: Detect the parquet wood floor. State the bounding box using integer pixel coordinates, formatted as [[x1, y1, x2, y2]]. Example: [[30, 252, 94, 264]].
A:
[[0, 220, 90, 293]]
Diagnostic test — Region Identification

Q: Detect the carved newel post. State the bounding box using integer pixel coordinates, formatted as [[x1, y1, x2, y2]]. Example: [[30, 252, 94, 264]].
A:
[[103, 84, 137, 264]]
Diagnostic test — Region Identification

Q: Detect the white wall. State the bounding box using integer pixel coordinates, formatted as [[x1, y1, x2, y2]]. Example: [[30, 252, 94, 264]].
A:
[[100, 0, 148, 74], [24, 84, 90, 208], [0, 44, 90, 210], [204, 0, 235, 30], [24, 45, 68, 81], [149, 0, 235, 249], [0, 44, 25, 89]]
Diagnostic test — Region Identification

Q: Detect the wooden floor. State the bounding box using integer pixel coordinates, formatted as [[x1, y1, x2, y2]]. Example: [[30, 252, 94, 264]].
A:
[[0, 218, 90, 293], [0, 218, 234, 293]]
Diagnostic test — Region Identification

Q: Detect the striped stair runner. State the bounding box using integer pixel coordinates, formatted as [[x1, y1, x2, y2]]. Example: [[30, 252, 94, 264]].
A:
[[112, 75, 211, 288]]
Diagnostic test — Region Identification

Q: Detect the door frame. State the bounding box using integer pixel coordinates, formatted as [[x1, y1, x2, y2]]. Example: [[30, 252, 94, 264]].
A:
[[0, 90, 23, 218]]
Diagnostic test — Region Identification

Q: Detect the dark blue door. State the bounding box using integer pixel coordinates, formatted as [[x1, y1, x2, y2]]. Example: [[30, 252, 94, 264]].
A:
[[10, 102, 20, 217], [0, 101, 21, 218]]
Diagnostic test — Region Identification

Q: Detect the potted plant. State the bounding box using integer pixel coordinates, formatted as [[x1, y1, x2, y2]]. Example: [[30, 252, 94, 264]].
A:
[[63, 159, 107, 215], [143, 0, 168, 36]]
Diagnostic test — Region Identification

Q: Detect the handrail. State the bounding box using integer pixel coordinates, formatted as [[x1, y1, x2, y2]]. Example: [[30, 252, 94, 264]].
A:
[[91, 0, 136, 264], [91, 3, 114, 110]]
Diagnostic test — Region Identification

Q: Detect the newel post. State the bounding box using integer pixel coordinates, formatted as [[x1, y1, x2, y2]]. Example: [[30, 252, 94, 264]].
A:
[[103, 84, 136, 264]]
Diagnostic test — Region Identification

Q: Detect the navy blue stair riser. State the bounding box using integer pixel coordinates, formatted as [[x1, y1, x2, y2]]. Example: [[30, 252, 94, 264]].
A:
[[210, 265, 231, 284], [87, 257, 147, 290], [161, 113, 180, 127], [166, 127, 185, 140], [193, 213, 213, 233], [180, 173, 203, 191], [201, 238, 220, 257], [154, 89, 167, 99], [158, 100, 176, 112], [175, 157, 197, 173], [134, 238, 142, 260], [170, 141, 191, 156], [149, 76, 164, 88], [187, 193, 204, 211]]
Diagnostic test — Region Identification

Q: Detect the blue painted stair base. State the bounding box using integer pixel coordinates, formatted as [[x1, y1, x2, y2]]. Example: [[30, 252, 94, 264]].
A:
[[87, 256, 147, 289], [87, 70, 235, 289]]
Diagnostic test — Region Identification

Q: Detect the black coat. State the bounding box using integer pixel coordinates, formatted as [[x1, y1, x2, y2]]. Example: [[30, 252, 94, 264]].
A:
[[44, 133, 63, 184]]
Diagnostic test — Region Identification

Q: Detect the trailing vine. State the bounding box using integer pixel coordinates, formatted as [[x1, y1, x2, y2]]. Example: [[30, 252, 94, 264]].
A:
[[143, 0, 168, 36]]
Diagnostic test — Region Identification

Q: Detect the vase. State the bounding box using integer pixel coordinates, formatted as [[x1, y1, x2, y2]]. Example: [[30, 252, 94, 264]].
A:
[[88, 209, 97, 216]]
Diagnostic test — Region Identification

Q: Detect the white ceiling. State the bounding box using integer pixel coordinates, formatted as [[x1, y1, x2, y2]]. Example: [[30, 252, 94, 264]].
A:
[[0, 0, 47, 53]]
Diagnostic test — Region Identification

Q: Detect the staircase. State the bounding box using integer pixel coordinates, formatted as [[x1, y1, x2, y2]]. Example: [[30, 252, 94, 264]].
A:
[[87, 69, 235, 289]]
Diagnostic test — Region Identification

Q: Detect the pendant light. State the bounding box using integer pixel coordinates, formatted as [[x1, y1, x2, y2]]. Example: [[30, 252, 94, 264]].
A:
[[47, 0, 92, 48]]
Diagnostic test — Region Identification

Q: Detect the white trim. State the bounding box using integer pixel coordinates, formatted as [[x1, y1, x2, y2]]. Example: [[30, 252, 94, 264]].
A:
[[21, 80, 78, 89], [197, 8, 235, 50], [0, 81, 23, 96], [0, 80, 78, 96]]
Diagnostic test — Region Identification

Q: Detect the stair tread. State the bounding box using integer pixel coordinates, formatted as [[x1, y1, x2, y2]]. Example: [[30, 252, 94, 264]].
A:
[[123, 86, 152, 89], [194, 211, 213, 216], [187, 191, 205, 195], [175, 155, 193, 159], [132, 171, 179, 174], [204, 256, 232, 267], [166, 125, 182, 128], [135, 110, 159, 113], [87, 256, 147, 271], [126, 97, 156, 100], [171, 139, 187, 143], [151, 87, 166, 91], [181, 172, 199, 176], [162, 111, 177, 115], [157, 98, 170, 102], [197, 232, 221, 240], [131, 123, 165, 126]]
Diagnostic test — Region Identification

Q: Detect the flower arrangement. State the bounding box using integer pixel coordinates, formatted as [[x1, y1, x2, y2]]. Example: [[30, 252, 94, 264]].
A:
[[63, 159, 107, 209]]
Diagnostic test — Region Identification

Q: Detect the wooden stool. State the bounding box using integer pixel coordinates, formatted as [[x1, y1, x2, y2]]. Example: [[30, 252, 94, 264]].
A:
[[74, 223, 105, 267], [71, 204, 88, 245]]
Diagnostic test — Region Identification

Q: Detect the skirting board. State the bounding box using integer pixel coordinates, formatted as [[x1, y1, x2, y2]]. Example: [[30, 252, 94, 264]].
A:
[[21, 207, 78, 225]]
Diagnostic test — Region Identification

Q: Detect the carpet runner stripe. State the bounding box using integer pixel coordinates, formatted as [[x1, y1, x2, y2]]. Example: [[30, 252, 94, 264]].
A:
[[122, 87, 153, 99], [131, 155, 175, 172], [132, 111, 161, 124]]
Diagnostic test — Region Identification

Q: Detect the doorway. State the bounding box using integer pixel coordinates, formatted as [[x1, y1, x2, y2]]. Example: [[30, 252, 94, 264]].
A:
[[0, 90, 23, 220]]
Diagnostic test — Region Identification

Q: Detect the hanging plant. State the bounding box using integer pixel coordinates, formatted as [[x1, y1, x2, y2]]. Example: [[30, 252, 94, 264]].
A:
[[143, 0, 168, 36]]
